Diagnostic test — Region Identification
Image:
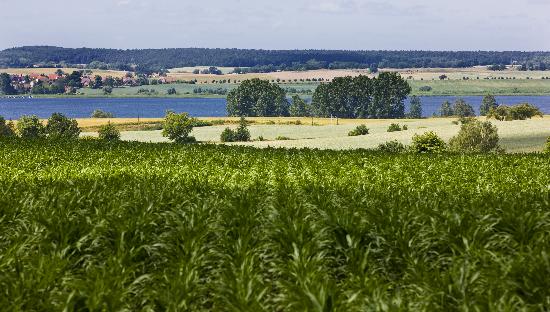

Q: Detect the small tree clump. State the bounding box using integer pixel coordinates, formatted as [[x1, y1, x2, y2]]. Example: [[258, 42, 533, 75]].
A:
[[487, 103, 543, 121], [220, 117, 251, 142], [0, 116, 16, 137], [408, 96, 422, 119], [411, 131, 446, 153], [377, 140, 407, 153], [449, 120, 501, 153], [348, 125, 369, 136], [480, 94, 498, 116], [17, 115, 46, 139], [453, 99, 475, 118], [46, 113, 81, 140], [98, 123, 120, 141], [91, 109, 114, 118], [162, 111, 197, 143]]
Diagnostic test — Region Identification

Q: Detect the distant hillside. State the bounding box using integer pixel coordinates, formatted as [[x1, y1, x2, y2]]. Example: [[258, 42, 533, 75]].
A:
[[1, 46, 549, 73]]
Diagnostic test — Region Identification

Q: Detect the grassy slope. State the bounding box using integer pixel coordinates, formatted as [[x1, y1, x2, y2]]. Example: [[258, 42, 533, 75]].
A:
[[0, 140, 549, 310], [80, 116, 550, 153]]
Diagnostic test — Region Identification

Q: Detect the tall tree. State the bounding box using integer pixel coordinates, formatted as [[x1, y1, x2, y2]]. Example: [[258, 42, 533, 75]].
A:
[[0, 73, 17, 95], [289, 95, 311, 117], [480, 94, 498, 116], [439, 101, 454, 117], [454, 98, 476, 117], [409, 96, 422, 118], [226, 78, 289, 117]]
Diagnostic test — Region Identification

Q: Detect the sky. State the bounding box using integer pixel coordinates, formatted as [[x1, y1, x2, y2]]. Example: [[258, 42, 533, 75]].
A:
[[1, 0, 549, 51]]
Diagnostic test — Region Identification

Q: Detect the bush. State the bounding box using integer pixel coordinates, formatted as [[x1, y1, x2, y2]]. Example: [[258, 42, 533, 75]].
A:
[[348, 125, 369, 136], [220, 117, 251, 142], [377, 140, 406, 153], [411, 131, 446, 153], [0, 116, 16, 137], [17, 115, 46, 139], [453, 99, 475, 118], [167, 87, 177, 95], [419, 86, 432, 92], [162, 111, 197, 143], [98, 123, 120, 141], [387, 123, 402, 132], [46, 113, 81, 140], [545, 137, 550, 153], [103, 86, 113, 95], [275, 136, 291, 140], [487, 103, 543, 121], [449, 120, 501, 153], [91, 109, 114, 118]]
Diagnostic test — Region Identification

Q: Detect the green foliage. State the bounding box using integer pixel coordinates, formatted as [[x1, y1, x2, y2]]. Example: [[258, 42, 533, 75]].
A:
[[480, 94, 498, 116], [411, 131, 446, 153], [311, 73, 411, 119], [377, 140, 406, 152], [275, 136, 291, 140], [487, 103, 543, 121], [439, 100, 454, 117], [162, 111, 197, 143], [387, 123, 402, 132], [46, 113, 81, 140], [98, 123, 120, 141], [289, 95, 311, 117], [167, 87, 177, 95], [0, 73, 17, 95], [0, 116, 16, 137], [449, 120, 501, 153], [1, 140, 550, 310], [453, 98, 476, 118], [348, 124, 370, 136], [16, 115, 46, 139], [220, 117, 251, 142], [545, 137, 550, 153], [226, 78, 289, 117], [91, 109, 114, 118], [103, 86, 113, 95], [408, 95, 423, 118]]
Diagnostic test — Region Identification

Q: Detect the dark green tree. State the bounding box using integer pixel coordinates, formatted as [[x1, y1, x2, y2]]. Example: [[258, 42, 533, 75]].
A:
[[0, 73, 17, 95], [453, 99, 475, 117], [16, 115, 46, 139], [92, 75, 103, 89], [439, 101, 454, 117], [409, 96, 422, 118], [226, 78, 289, 117], [289, 95, 311, 117], [480, 94, 498, 116]]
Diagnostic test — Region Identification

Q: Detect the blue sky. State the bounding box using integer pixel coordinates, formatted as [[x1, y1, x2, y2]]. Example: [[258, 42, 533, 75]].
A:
[[1, 0, 549, 51]]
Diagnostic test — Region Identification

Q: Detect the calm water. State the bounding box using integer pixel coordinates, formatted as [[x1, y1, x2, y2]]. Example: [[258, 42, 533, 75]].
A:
[[0, 96, 549, 119]]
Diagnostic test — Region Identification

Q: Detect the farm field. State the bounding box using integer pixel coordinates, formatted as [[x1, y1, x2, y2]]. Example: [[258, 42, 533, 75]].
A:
[[0, 139, 549, 310], [81, 116, 550, 153]]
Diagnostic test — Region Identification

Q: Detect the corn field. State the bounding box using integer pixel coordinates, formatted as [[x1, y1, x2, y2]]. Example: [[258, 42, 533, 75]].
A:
[[0, 138, 549, 311]]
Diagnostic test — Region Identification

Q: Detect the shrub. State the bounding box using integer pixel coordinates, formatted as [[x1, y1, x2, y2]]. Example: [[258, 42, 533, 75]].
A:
[[91, 109, 114, 118], [377, 140, 406, 153], [103, 86, 113, 95], [162, 111, 197, 143], [98, 123, 120, 141], [0, 116, 16, 137], [387, 123, 402, 132], [545, 137, 550, 153], [220, 117, 251, 142], [402, 125, 408, 130], [167, 87, 177, 95], [17, 115, 46, 139], [449, 120, 501, 153], [275, 136, 291, 140], [348, 125, 369, 136], [418, 86, 432, 92], [487, 103, 543, 121], [411, 131, 446, 153], [46, 113, 81, 140]]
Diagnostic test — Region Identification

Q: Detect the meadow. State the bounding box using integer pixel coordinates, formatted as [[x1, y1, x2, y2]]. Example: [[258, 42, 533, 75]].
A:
[[0, 139, 549, 310], [81, 116, 550, 153]]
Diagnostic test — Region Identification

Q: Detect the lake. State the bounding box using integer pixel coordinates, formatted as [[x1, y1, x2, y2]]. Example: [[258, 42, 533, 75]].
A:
[[0, 96, 549, 119]]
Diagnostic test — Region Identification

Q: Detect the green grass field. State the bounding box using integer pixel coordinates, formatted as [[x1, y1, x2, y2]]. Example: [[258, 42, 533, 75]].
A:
[[82, 117, 550, 153], [0, 139, 549, 310]]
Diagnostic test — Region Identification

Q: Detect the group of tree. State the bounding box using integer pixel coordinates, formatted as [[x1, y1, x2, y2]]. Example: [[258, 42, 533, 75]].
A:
[[3, 46, 550, 72], [311, 73, 411, 119], [227, 79, 289, 117], [487, 103, 543, 121], [0, 113, 80, 140], [438, 99, 476, 117]]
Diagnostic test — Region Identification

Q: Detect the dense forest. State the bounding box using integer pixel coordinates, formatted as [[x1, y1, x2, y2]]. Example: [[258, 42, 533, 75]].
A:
[[1, 46, 550, 73]]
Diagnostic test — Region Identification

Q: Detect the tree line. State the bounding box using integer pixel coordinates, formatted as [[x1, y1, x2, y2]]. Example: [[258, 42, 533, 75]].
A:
[[2, 46, 550, 73], [227, 73, 412, 119]]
